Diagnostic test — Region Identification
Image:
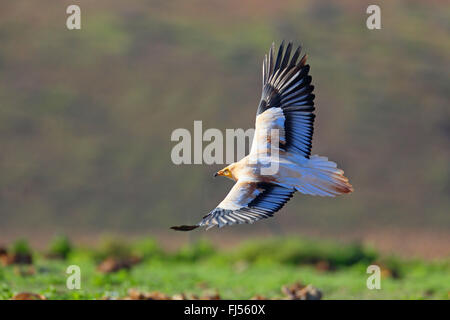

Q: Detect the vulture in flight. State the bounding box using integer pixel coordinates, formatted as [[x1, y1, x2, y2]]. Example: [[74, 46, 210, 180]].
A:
[[172, 41, 353, 231]]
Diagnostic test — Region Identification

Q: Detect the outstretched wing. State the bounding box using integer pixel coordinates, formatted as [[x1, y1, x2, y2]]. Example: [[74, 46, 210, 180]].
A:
[[251, 41, 315, 158], [171, 181, 295, 231]]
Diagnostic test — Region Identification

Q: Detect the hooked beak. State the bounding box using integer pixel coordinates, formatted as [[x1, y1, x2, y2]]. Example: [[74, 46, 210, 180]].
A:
[[213, 172, 219, 177]]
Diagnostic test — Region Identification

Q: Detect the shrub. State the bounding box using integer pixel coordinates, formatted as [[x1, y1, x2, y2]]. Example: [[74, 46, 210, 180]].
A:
[[132, 238, 164, 260], [10, 239, 31, 255], [95, 236, 133, 261], [173, 239, 216, 262], [48, 235, 72, 259]]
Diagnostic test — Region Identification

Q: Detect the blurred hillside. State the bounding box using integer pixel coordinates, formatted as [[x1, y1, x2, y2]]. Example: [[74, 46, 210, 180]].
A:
[[0, 1, 449, 240]]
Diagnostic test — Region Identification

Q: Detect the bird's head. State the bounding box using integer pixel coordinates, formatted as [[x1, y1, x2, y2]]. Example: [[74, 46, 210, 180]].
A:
[[214, 165, 236, 181]]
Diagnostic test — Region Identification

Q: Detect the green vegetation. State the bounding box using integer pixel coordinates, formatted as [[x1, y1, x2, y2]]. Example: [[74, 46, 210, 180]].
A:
[[9, 239, 32, 255], [47, 235, 73, 260], [0, 237, 448, 300]]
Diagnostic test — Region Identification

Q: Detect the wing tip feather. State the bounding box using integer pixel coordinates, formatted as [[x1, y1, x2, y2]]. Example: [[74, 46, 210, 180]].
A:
[[170, 225, 199, 231]]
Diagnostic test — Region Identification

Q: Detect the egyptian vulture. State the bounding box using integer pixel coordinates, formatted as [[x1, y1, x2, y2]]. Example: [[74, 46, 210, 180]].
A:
[[172, 41, 353, 231]]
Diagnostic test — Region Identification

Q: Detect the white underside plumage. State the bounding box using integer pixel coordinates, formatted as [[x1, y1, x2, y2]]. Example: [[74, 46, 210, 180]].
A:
[[171, 41, 353, 232], [232, 152, 352, 200]]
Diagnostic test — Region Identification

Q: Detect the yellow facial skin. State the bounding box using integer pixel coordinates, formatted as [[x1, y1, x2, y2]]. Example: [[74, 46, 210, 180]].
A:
[[214, 167, 234, 180]]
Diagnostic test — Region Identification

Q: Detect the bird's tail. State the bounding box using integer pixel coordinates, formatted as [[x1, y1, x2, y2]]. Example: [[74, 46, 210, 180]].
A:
[[295, 155, 353, 197]]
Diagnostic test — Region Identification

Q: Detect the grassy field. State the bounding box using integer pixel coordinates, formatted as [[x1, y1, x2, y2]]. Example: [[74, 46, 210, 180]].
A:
[[0, 236, 448, 300]]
